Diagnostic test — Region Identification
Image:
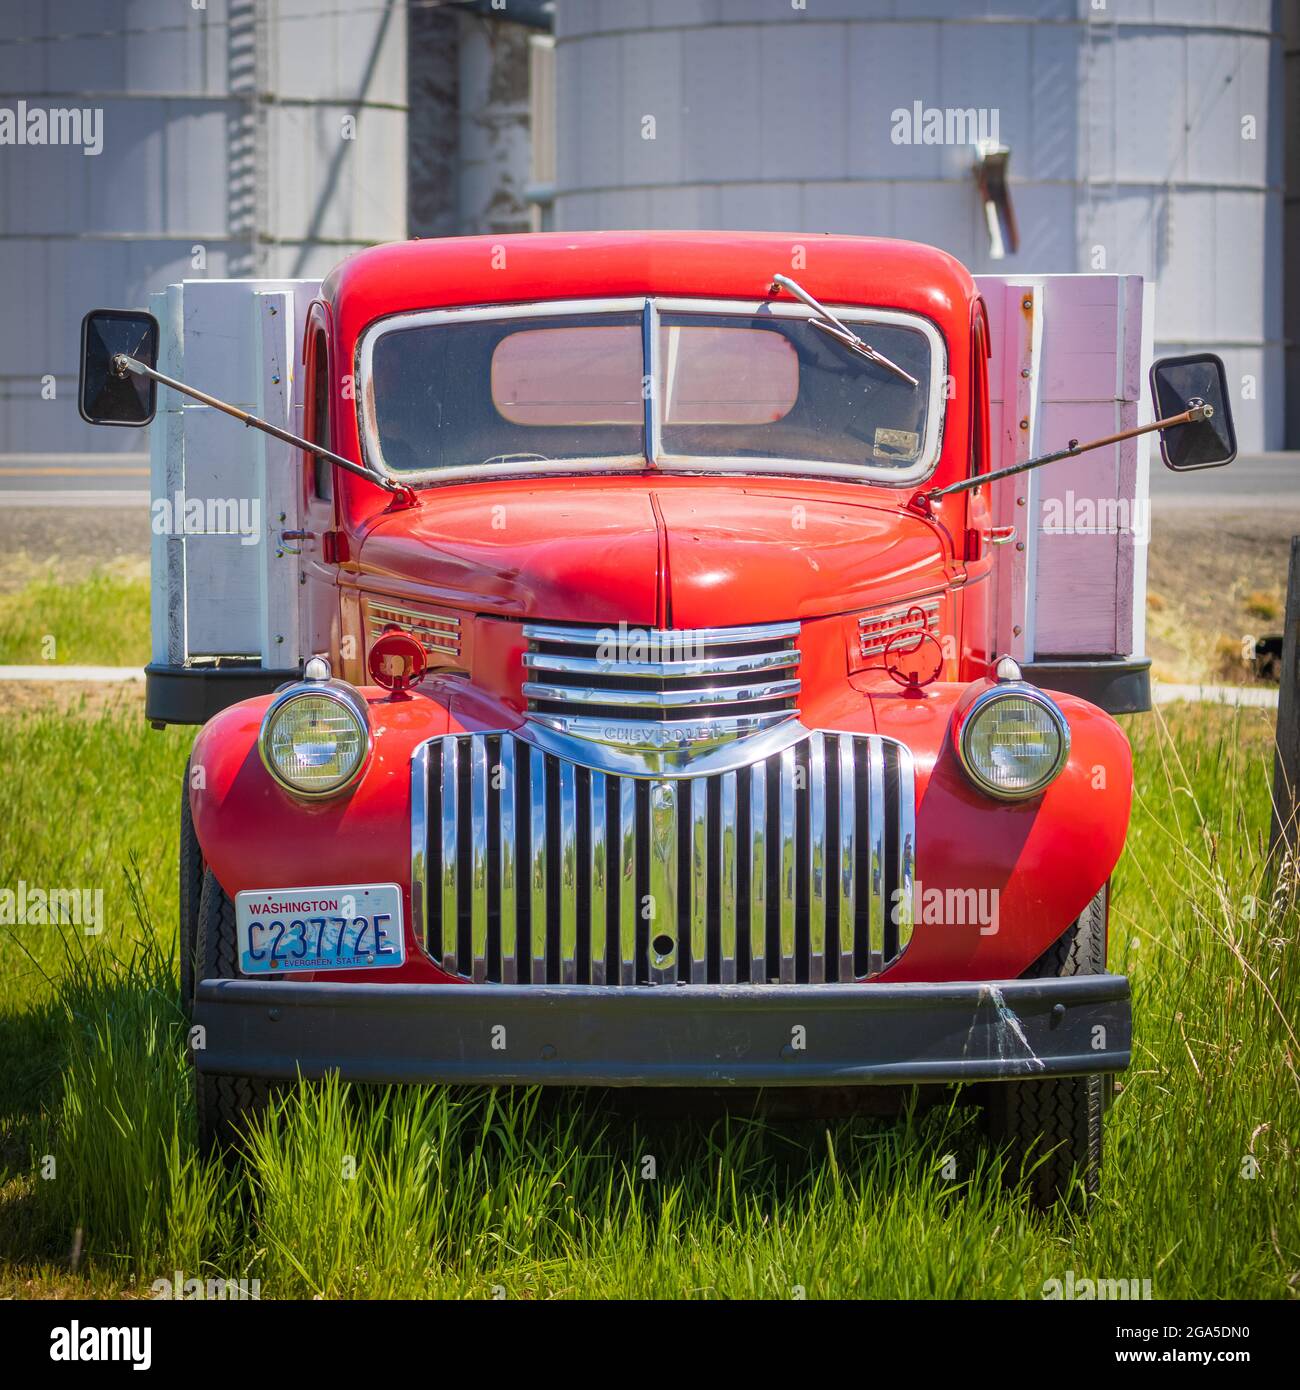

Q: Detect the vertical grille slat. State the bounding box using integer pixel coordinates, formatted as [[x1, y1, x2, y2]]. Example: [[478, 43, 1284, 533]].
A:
[[589, 770, 607, 986], [558, 760, 579, 984], [689, 778, 709, 984], [883, 745, 903, 968], [648, 781, 677, 982], [719, 770, 738, 984], [837, 735, 857, 985], [895, 743, 917, 956], [807, 733, 827, 984], [469, 737, 489, 982], [528, 745, 548, 984], [416, 730, 915, 987], [777, 746, 797, 984], [867, 737, 888, 976], [749, 762, 768, 985], [618, 777, 637, 985], [498, 737, 517, 983], [439, 738, 459, 978]]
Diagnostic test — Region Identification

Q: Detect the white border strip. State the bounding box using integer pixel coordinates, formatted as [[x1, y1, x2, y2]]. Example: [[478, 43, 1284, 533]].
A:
[[0, 666, 144, 682]]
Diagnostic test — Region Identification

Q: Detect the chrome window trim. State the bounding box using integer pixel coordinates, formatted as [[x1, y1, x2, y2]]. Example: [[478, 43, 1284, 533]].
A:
[[955, 684, 1071, 802], [356, 295, 947, 488], [357, 297, 648, 486], [642, 297, 661, 464], [651, 296, 947, 485], [257, 680, 372, 800]]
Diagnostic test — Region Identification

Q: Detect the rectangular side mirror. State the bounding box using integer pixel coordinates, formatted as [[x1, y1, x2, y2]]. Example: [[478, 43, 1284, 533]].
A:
[[79, 309, 160, 426], [1148, 352, 1236, 471]]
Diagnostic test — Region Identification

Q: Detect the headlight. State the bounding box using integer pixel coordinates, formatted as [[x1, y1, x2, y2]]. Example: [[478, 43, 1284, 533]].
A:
[[957, 686, 1069, 800], [259, 686, 370, 797]]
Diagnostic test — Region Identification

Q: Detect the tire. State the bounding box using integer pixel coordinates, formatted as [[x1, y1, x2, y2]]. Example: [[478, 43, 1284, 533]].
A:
[[178, 760, 204, 1015], [985, 883, 1108, 1211], [193, 867, 275, 1156]]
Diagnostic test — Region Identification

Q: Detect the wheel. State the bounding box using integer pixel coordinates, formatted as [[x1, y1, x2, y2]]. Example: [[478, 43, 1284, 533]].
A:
[[178, 759, 204, 1015], [193, 867, 275, 1155], [984, 883, 1108, 1211]]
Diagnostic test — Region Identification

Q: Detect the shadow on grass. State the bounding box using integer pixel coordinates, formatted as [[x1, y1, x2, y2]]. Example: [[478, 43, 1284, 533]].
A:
[[0, 853, 1056, 1298]]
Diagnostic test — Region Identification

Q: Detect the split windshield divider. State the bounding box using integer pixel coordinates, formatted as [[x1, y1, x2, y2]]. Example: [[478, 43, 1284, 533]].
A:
[[643, 298, 662, 465]]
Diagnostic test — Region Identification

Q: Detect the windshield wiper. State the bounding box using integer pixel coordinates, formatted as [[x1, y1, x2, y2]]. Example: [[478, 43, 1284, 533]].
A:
[[770, 273, 919, 388]]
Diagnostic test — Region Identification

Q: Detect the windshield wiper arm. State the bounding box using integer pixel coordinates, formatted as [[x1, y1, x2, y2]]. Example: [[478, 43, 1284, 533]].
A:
[[770, 273, 919, 388]]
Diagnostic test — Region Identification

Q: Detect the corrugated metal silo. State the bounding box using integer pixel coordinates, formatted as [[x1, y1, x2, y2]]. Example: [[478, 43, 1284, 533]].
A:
[[0, 0, 406, 457], [550, 0, 1284, 449]]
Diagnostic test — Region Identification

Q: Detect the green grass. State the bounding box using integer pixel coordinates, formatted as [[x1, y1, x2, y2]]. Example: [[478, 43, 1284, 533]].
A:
[[0, 700, 1295, 1299], [0, 571, 150, 666]]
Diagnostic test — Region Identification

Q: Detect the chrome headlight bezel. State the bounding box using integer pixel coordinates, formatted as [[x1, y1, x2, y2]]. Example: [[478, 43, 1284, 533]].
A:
[[257, 680, 372, 799], [956, 683, 1070, 802]]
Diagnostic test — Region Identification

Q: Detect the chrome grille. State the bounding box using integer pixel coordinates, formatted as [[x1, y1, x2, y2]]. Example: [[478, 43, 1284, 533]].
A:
[[412, 729, 915, 986], [365, 597, 461, 657], [858, 596, 940, 659], [521, 621, 800, 746]]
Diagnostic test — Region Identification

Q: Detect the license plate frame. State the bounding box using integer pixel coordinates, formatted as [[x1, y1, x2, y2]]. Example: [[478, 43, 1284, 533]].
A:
[[234, 884, 405, 977]]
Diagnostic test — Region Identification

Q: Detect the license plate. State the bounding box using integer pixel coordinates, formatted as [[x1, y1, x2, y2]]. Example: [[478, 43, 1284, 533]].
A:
[[234, 884, 405, 976]]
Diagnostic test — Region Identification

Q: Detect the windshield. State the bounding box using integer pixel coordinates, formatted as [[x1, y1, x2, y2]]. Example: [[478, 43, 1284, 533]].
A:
[[361, 298, 944, 484]]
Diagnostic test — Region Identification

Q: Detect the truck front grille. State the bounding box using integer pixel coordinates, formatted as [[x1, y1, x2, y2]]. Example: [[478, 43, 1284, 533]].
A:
[[521, 620, 800, 746], [412, 729, 915, 985]]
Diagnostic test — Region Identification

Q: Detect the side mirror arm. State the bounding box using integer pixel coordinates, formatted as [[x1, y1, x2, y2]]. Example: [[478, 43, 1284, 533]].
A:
[[923, 401, 1214, 502], [113, 353, 419, 507]]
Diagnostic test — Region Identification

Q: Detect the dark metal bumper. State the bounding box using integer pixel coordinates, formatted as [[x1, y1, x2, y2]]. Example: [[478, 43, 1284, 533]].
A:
[[1022, 657, 1151, 715], [192, 974, 1131, 1088], [146, 661, 300, 726]]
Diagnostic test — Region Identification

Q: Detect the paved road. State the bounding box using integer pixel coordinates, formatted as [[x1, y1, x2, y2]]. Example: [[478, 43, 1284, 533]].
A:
[[1148, 451, 1300, 510], [2, 489, 150, 508], [1, 450, 1296, 510], [0, 453, 149, 499]]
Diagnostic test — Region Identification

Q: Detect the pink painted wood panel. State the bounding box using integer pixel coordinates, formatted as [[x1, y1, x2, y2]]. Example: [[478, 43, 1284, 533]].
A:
[[976, 273, 1147, 662]]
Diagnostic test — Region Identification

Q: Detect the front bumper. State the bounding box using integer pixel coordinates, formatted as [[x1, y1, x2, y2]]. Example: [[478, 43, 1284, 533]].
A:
[[192, 973, 1131, 1087]]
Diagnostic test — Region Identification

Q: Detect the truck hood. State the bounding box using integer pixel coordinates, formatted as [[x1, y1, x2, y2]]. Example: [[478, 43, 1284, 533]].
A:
[[358, 482, 950, 627]]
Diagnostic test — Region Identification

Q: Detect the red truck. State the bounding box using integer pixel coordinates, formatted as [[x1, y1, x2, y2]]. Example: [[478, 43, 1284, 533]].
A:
[[80, 231, 1236, 1206]]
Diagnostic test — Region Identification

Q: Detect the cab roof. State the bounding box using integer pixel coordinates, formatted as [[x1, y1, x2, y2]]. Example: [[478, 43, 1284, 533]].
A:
[[323, 230, 978, 347]]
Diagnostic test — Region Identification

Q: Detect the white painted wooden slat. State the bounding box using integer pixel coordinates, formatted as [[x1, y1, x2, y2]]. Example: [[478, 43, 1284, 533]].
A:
[[183, 535, 264, 656], [179, 279, 319, 409], [150, 277, 320, 667], [253, 290, 302, 667], [976, 272, 1150, 665], [150, 284, 186, 668]]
